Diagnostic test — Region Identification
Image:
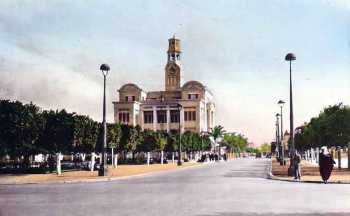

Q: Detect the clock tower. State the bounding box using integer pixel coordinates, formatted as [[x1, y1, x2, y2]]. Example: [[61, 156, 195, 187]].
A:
[[165, 36, 182, 91]]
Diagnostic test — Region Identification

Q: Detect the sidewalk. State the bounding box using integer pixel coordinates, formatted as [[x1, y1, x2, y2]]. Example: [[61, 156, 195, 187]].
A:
[[271, 158, 350, 183], [0, 162, 199, 184]]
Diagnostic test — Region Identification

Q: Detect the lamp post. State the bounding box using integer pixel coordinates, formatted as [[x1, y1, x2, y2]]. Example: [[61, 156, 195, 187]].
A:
[[275, 117, 279, 159], [278, 100, 285, 164], [285, 53, 296, 156], [276, 113, 280, 163], [177, 104, 182, 166], [98, 63, 110, 176]]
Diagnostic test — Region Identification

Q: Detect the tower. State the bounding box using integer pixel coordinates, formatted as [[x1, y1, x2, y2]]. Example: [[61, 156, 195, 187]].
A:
[[165, 36, 182, 91]]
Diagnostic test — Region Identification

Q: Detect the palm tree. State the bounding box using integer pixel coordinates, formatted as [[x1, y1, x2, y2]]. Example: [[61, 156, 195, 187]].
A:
[[209, 125, 226, 155]]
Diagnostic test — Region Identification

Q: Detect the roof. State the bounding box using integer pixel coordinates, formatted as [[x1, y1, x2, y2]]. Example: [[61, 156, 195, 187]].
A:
[[119, 83, 142, 92]]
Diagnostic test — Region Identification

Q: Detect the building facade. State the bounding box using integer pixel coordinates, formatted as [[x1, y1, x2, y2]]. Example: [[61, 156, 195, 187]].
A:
[[113, 36, 215, 134]]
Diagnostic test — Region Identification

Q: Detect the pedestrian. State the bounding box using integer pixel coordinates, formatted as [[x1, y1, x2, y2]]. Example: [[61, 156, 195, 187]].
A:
[[293, 151, 302, 181], [48, 155, 55, 173], [319, 146, 336, 184], [223, 153, 227, 161]]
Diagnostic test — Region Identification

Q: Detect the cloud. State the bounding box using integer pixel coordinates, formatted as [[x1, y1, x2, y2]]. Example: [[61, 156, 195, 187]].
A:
[[0, 0, 349, 145], [0, 41, 107, 121]]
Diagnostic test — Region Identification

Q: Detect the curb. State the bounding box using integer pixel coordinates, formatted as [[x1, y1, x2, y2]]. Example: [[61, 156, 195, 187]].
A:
[[0, 162, 207, 186], [267, 160, 350, 184]]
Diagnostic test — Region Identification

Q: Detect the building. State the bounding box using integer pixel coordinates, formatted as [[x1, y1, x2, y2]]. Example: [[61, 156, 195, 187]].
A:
[[113, 36, 215, 134]]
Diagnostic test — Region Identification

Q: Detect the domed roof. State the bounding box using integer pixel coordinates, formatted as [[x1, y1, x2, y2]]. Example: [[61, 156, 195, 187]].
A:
[[182, 80, 205, 91], [119, 83, 142, 92]]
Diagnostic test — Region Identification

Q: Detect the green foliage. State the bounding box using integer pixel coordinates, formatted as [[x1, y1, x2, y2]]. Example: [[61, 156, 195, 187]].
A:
[[0, 101, 43, 162], [0, 100, 245, 164], [259, 143, 271, 153], [39, 109, 75, 154], [295, 103, 350, 150], [107, 123, 122, 149], [155, 132, 167, 151], [164, 134, 177, 152], [73, 115, 99, 153], [245, 147, 260, 154], [209, 125, 225, 143], [223, 132, 248, 152], [138, 130, 157, 152]]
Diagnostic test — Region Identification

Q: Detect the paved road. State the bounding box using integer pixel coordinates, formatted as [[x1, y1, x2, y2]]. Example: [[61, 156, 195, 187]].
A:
[[1, 158, 350, 216]]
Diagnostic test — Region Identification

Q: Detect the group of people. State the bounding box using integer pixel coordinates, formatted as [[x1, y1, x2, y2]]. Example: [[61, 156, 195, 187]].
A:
[[200, 152, 228, 162], [291, 146, 336, 183]]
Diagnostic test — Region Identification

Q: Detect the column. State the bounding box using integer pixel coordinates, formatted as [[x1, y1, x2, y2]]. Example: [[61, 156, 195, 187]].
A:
[[153, 106, 157, 132], [180, 108, 184, 133], [166, 106, 170, 133], [140, 109, 144, 130], [338, 148, 341, 169]]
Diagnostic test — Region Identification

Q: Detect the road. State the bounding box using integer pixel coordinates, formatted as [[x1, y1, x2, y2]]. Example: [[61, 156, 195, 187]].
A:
[[1, 158, 350, 216]]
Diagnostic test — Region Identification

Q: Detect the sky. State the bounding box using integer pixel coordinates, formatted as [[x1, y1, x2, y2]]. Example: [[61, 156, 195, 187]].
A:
[[0, 0, 349, 145]]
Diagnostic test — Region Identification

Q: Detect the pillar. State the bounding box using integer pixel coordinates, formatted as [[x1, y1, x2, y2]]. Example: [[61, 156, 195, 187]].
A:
[[338, 148, 341, 169], [153, 106, 157, 132], [114, 153, 118, 168], [166, 106, 170, 133], [91, 152, 96, 172], [56, 152, 62, 175], [147, 152, 150, 166], [111, 148, 114, 168], [180, 108, 184, 133]]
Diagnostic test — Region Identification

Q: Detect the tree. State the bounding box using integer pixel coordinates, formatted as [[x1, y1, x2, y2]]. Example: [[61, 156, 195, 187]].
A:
[[209, 125, 226, 152], [38, 109, 75, 155], [294, 103, 350, 150], [107, 123, 122, 150], [138, 130, 157, 153], [73, 115, 99, 153], [0, 100, 43, 166], [155, 132, 167, 152], [223, 132, 248, 153], [259, 143, 271, 153]]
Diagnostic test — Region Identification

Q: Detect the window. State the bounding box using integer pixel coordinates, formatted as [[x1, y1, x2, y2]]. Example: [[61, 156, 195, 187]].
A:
[[119, 112, 129, 124], [170, 110, 180, 123], [157, 110, 167, 123], [184, 111, 196, 121], [125, 96, 136, 102], [188, 94, 199, 100], [143, 111, 153, 124]]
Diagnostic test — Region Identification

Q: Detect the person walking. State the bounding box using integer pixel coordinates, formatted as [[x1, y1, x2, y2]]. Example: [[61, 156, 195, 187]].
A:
[[319, 146, 336, 184], [294, 151, 302, 181]]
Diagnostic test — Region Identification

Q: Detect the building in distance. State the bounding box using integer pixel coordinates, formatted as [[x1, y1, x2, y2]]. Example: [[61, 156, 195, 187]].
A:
[[113, 36, 215, 134]]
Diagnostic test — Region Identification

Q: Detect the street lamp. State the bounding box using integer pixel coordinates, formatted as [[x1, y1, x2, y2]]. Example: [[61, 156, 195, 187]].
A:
[[98, 63, 110, 176], [275, 117, 279, 159], [177, 103, 183, 166], [275, 113, 280, 162], [278, 100, 285, 164], [285, 53, 296, 156]]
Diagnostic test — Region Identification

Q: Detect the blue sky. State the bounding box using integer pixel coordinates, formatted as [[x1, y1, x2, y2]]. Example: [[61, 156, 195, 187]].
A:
[[0, 0, 349, 145]]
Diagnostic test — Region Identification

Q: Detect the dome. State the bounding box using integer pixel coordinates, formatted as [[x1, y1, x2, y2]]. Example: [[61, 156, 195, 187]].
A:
[[182, 80, 205, 91], [119, 83, 142, 92]]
